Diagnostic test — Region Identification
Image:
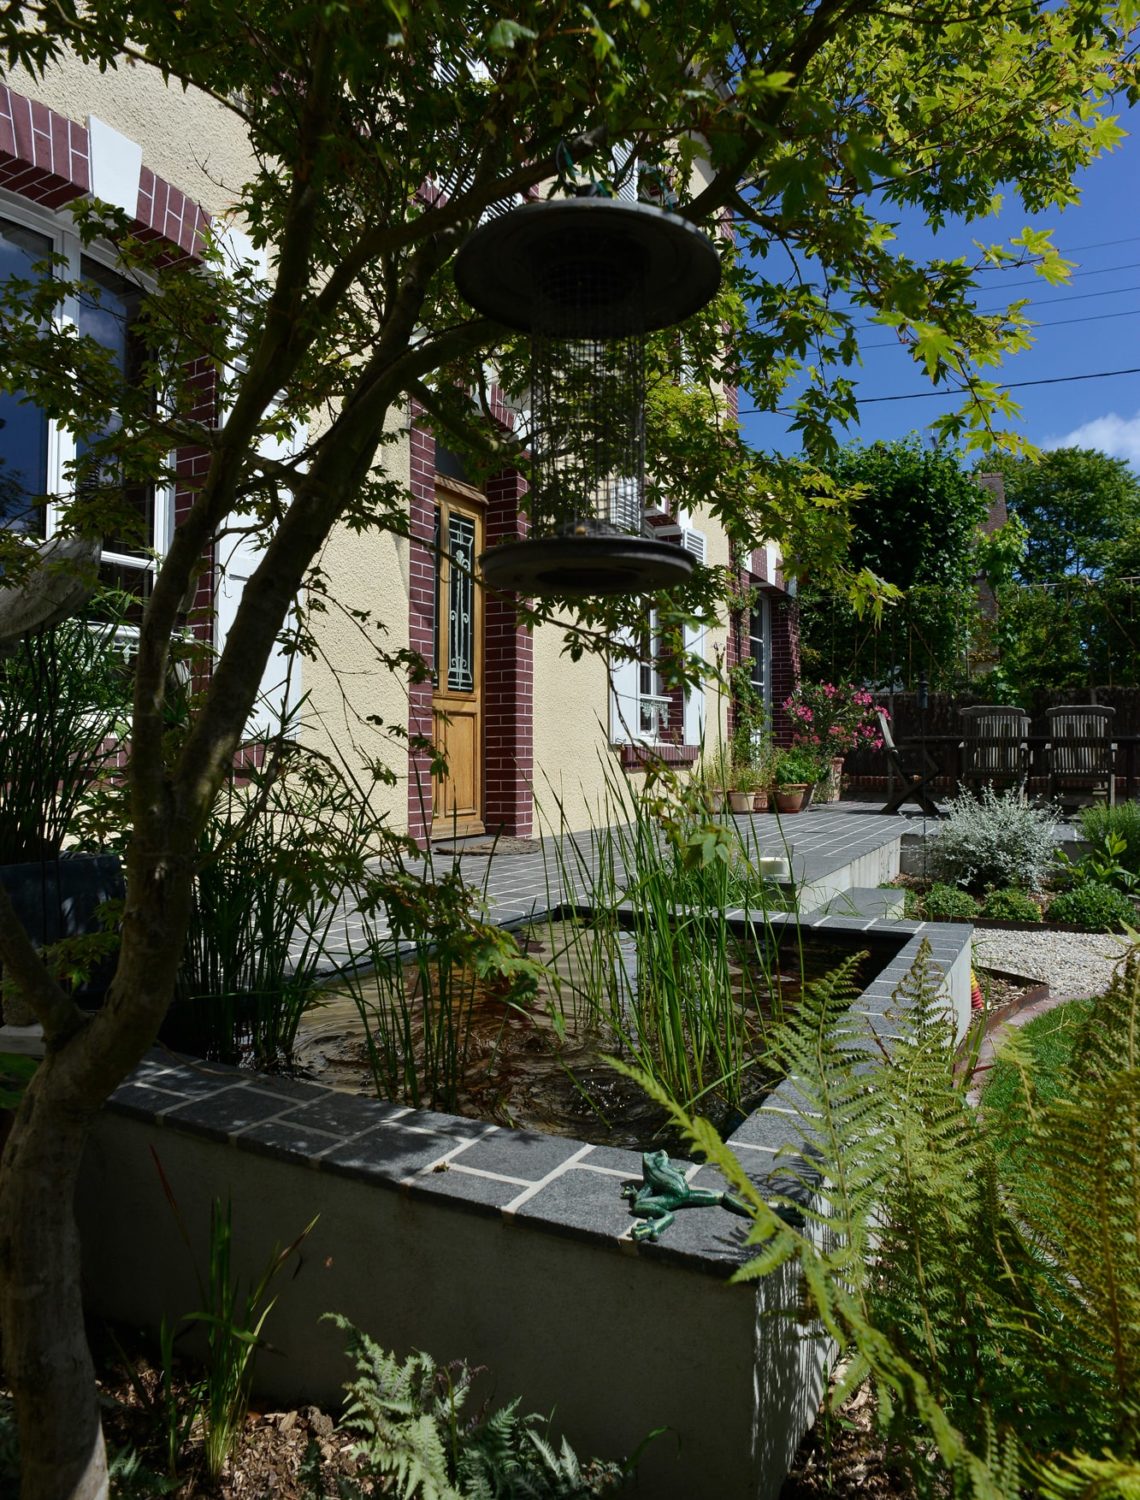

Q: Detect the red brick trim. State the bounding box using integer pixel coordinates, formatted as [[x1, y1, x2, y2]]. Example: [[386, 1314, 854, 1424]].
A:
[[135, 164, 210, 259], [0, 84, 210, 258], [483, 467, 533, 836], [406, 405, 438, 844], [0, 86, 89, 207], [619, 742, 699, 769]]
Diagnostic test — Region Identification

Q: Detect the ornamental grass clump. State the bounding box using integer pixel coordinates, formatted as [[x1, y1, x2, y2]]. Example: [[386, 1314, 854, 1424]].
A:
[[929, 785, 1059, 893]]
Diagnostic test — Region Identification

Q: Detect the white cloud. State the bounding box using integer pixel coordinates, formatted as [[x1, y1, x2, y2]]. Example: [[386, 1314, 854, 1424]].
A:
[[1043, 409, 1140, 467]]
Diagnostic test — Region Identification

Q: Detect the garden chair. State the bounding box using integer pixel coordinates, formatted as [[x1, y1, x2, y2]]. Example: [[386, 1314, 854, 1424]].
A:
[[959, 705, 1031, 794], [1045, 705, 1116, 806], [876, 709, 942, 817]]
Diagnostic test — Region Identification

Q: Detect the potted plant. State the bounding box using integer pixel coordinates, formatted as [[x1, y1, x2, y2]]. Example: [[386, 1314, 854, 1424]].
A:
[[694, 748, 731, 813], [727, 762, 759, 814], [782, 680, 883, 803], [752, 734, 776, 812], [0, 608, 131, 1025], [773, 747, 824, 813]]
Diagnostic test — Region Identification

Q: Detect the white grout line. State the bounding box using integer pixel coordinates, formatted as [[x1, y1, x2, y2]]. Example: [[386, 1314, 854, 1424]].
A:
[[404, 1152, 535, 1186], [501, 1143, 595, 1216]]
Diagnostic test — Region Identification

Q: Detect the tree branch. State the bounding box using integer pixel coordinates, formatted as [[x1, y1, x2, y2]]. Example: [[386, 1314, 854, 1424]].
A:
[[0, 884, 85, 1046]]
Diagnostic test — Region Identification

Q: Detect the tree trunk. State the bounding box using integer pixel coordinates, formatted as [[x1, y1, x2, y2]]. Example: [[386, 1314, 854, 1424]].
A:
[[0, 1064, 108, 1500]]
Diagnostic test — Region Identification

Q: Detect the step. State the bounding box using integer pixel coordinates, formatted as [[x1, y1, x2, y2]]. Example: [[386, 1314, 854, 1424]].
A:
[[812, 885, 906, 920]]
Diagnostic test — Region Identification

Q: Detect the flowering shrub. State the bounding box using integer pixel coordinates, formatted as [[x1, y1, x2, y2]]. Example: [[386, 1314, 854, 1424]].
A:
[[783, 681, 884, 755]]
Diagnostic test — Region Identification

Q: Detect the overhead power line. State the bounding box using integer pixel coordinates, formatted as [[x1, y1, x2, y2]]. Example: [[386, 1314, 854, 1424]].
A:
[[860, 304, 1140, 349], [738, 365, 1140, 413]]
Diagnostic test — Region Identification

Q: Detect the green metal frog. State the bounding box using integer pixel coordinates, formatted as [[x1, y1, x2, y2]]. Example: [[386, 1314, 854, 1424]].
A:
[[621, 1149, 751, 1241]]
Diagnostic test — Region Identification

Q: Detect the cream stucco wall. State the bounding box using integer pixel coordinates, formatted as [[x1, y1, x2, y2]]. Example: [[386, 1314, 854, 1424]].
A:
[[11, 54, 257, 218], [529, 499, 733, 835], [300, 417, 413, 834]]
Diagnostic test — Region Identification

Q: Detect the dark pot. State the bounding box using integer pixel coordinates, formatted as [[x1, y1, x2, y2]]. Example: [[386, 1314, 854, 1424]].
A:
[[0, 853, 124, 1008]]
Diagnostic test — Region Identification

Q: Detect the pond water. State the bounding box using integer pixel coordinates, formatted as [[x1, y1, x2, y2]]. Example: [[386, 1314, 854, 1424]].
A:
[[292, 921, 876, 1150]]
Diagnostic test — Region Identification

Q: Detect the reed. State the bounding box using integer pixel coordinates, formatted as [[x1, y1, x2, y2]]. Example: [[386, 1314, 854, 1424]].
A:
[[533, 757, 797, 1119], [325, 849, 543, 1112], [179, 733, 383, 1066]]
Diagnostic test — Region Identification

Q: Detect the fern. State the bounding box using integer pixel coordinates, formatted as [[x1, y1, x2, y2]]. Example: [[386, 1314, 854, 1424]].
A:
[[619, 937, 1140, 1498], [325, 1313, 463, 1500], [325, 1314, 628, 1498]]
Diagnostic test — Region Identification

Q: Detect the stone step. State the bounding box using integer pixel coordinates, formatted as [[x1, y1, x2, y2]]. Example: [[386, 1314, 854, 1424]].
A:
[[812, 885, 906, 920]]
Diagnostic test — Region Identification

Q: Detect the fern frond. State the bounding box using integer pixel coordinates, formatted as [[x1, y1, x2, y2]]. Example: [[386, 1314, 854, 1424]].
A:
[[323, 1314, 462, 1500], [1036, 1452, 1140, 1500]]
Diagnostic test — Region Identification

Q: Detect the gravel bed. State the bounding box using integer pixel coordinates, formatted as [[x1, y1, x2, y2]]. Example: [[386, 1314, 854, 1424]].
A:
[[972, 927, 1131, 1001]]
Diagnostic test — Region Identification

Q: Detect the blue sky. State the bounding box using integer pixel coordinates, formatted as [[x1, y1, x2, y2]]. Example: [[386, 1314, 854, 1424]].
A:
[[738, 98, 1140, 469]]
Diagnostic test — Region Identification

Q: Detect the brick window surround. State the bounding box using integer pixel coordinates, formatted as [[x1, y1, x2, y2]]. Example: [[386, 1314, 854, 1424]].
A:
[[730, 547, 800, 746], [0, 84, 215, 630]]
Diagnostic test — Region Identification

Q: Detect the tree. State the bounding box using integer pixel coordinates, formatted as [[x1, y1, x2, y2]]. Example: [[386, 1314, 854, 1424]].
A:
[[799, 436, 990, 689], [980, 447, 1140, 582], [0, 3, 1135, 1497]]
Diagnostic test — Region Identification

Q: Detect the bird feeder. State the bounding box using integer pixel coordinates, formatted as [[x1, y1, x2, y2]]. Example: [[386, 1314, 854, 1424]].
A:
[[453, 197, 720, 596]]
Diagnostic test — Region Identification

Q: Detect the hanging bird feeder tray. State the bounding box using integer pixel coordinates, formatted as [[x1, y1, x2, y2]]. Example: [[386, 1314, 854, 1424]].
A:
[[454, 196, 721, 597]]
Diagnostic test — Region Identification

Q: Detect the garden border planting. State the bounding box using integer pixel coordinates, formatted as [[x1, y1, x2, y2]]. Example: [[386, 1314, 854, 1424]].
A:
[[75, 912, 970, 1500]]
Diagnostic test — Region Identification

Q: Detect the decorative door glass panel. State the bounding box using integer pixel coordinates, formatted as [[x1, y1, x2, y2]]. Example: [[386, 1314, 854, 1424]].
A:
[[447, 511, 475, 692]]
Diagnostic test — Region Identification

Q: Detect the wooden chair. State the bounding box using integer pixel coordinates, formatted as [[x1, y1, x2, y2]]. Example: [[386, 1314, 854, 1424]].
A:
[[959, 705, 1031, 794], [877, 709, 942, 816], [1045, 705, 1116, 806]]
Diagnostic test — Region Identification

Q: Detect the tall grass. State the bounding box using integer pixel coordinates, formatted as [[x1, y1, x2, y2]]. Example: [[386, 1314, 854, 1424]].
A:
[[532, 758, 797, 1119], [0, 606, 131, 862], [178, 735, 390, 1066], [323, 852, 543, 1112]]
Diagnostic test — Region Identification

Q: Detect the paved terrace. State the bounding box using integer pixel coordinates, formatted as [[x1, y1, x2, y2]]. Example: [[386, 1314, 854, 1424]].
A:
[[306, 803, 919, 973]]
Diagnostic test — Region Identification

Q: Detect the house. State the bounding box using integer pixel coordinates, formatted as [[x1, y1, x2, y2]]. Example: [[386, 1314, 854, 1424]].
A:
[[0, 61, 800, 843]]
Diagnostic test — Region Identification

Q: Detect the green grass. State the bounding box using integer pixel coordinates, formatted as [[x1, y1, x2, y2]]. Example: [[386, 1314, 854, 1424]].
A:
[[982, 999, 1093, 1170]]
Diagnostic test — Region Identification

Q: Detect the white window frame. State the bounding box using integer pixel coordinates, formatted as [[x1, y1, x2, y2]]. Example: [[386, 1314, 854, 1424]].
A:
[[748, 591, 771, 717], [609, 523, 707, 748], [0, 189, 173, 633]]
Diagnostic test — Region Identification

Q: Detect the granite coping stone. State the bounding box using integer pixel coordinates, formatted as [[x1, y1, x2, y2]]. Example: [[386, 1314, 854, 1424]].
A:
[[104, 903, 971, 1277], [322, 1123, 457, 1185], [164, 1085, 293, 1141], [406, 1165, 525, 1214]]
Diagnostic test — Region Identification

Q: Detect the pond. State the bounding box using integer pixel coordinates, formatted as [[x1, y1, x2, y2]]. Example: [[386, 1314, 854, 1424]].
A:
[[292, 918, 877, 1150]]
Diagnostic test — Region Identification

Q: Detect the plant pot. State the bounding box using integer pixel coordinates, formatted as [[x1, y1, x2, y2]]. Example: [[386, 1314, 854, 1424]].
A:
[[753, 789, 770, 812], [0, 853, 124, 1016], [774, 784, 810, 814], [707, 788, 727, 813], [817, 756, 845, 803], [727, 789, 754, 814]]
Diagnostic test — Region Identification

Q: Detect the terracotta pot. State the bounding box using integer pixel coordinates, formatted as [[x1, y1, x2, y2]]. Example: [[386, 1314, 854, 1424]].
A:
[[753, 789, 770, 812], [707, 788, 727, 813], [817, 755, 845, 803], [728, 789, 753, 814], [774, 784, 810, 814]]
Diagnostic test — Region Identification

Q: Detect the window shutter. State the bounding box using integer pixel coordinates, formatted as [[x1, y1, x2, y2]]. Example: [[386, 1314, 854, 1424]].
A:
[[214, 417, 305, 738], [680, 527, 707, 746], [609, 629, 639, 744]]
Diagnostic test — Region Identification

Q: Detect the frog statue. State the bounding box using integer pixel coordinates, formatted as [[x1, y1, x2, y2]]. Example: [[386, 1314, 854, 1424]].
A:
[[621, 1149, 751, 1242]]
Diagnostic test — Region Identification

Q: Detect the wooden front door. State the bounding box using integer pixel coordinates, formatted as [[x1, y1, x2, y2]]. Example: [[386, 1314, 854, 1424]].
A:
[[432, 487, 484, 836]]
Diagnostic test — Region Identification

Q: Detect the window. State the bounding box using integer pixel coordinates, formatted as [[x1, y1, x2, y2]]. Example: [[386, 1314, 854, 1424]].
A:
[[748, 595, 770, 708], [0, 202, 169, 621], [637, 608, 671, 738], [0, 217, 52, 533], [432, 492, 480, 694], [609, 523, 707, 748]]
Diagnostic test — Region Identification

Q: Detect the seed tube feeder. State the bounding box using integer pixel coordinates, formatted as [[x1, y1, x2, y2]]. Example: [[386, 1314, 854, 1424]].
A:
[[454, 198, 721, 596]]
